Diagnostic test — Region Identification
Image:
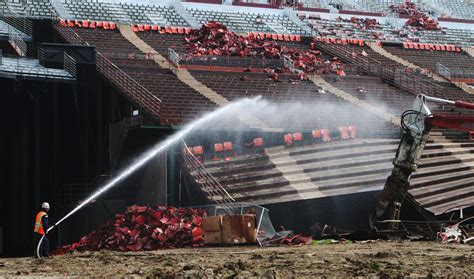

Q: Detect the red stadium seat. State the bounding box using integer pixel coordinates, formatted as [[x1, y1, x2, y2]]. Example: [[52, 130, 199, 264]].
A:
[[184, 27, 191, 34], [74, 20, 81, 27], [446, 45, 452, 51], [348, 125, 357, 139], [295, 35, 301, 42], [151, 25, 158, 31], [253, 137, 263, 147], [223, 142, 233, 151], [165, 26, 172, 34], [290, 35, 295, 41], [67, 19, 74, 27], [89, 21, 96, 29], [131, 24, 138, 32], [137, 24, 144, 31], [310, 43, 315, 49], [193, 146, 204, 155], [456, 47, 461, 52], [336, 39, 342, 45], [214, 143, 224, 152], [339, 126, 350, 140], [321, 129, 331, 142], [259, 32, 265, 39], [110, 22, 116, 30], [293, 132, 303, 141], [283, 34, 290, 41], [358, 40, 364, 46], [265, 33, 272, 39], [178, 27, 184, 34], [171, 27, 178, 34], [419, 44, 425, 50], [284, 133, 293, 146], [330, 38, 336, 44], [97, 21, 103, 27], [403, 42, 408, 48], [435, 44, 440, 51], [103, 22, 109, 30], [60, 19, 67, 27], [440, 45, 446, 51], [213, 143, 224, 160], [271, 34, 278, 40], [341, 38, 347, 45], [81, 20, 88, 28], [424, 44, 430, 50], [312, 130, 321, 139], [413, 43, 419, 49], [144, 25, 151, 31]]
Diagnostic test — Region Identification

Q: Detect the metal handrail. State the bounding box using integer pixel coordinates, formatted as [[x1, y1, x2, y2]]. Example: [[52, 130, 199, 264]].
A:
[[181, 141, 234, 212], [63, 52, 77, 77]]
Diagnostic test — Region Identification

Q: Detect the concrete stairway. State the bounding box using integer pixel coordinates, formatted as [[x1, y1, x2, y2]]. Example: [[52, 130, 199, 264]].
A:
[[462, 47, 474, 58], [309, 75, 400, 126], [367, 42, 446, 82]]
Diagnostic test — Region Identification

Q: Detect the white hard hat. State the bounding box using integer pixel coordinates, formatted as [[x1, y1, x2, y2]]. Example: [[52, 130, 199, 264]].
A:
[[41, 202, 50, 209]]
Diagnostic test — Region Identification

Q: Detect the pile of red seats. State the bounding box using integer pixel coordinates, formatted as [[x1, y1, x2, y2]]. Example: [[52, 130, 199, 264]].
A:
[[52, 205, 206, 255], [184, 21, 345, 75], [336, 16, 382, 30], [390, 2, 439, 30]]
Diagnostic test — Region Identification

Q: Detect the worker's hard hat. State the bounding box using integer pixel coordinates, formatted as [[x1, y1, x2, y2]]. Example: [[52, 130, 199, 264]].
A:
[[41, 202, 50, 209]]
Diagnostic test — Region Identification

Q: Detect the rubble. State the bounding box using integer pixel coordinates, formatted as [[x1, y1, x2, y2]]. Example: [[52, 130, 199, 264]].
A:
[[390, 2, 439, 31], [184, 21, 345, 75], [52, 206, 206, 254]]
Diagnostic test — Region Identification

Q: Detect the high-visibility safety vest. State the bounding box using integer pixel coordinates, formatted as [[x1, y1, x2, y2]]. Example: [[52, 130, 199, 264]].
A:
[[34, 211, 47, 235]]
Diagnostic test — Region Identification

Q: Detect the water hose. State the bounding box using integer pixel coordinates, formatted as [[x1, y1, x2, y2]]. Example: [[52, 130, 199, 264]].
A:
[[36, 225, 56, 259]]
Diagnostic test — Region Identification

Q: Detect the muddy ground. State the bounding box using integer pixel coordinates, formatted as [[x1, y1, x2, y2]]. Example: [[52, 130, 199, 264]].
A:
[[0, 241, 472, 277]]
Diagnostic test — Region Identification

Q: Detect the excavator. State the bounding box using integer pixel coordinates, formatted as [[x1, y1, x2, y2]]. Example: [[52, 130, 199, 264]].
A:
[[369, 94, 474, 230]]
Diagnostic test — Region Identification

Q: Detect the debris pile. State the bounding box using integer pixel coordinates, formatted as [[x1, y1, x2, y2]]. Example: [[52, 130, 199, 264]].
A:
[[390, 2, 439, 30], [52, 206, 206, 255], [184, 21, 345, 75]]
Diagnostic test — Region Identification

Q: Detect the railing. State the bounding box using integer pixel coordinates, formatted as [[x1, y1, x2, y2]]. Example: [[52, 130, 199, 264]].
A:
[[437, 63, 474, 83], [181, 141, 235, 213], [63, 52, 77, 78], [1, 14, 33, 36], [8, 29, 27, 56], [168, 48, 180, 67]]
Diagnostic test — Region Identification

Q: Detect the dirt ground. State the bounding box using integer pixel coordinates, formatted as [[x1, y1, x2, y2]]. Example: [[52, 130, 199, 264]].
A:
[[0, 241, 472, 278]]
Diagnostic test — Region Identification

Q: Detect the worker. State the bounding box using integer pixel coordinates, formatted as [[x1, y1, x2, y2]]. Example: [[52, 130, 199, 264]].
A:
[[33, 202, 52, 258]]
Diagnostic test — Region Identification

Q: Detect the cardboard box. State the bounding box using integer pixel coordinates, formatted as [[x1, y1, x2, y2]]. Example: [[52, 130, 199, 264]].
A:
[[202, 215, 223, 245], [222, 214, 257, 244], [202, 214, 257, 245]]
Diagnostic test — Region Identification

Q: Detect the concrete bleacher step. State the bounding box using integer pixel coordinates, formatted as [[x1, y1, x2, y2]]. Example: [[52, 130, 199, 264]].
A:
[[421, 147, 474, 158], [369, 42, 446, 82], [410, 169, 474, 188], [308, 75, 400, 126], [221, 153, 393, 186], [425, 195, 474, 216], [231, 173, 387, 202], [410, 176, 474, 200], [412, 162, 473, 179], [417, 185, 474, 210], [418, 154, 474, 168]]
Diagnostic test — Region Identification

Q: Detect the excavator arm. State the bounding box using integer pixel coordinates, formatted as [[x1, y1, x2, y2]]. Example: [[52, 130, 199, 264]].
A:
[[369, 94, 474, 230]]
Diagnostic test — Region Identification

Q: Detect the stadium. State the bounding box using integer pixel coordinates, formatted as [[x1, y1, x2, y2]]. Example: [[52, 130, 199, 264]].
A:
[[0, 0, 473, 276]]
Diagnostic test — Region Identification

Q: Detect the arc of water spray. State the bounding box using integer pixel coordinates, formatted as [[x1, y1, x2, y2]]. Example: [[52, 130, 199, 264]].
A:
[[36, 97, 262, 258]]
